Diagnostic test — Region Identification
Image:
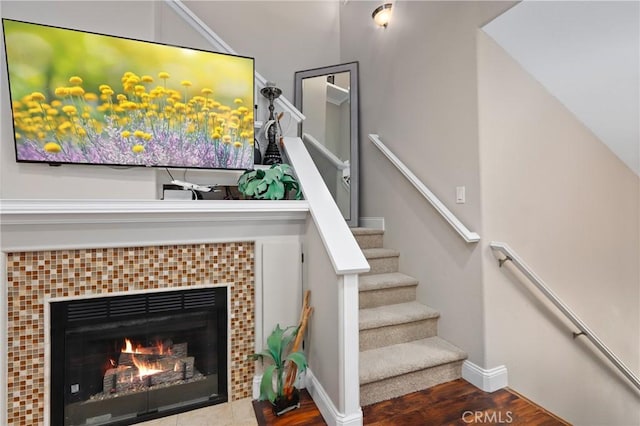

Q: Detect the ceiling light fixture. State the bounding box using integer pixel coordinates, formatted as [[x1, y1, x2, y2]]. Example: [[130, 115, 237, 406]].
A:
[[372, 3, 393, 28]]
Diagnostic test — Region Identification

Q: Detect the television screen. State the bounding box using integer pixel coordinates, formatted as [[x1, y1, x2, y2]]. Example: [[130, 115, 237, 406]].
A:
[[3, 19, 255, 170]]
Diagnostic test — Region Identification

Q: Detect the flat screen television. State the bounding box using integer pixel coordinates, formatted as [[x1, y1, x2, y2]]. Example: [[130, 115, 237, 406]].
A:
[[3, 19, 255, 170]]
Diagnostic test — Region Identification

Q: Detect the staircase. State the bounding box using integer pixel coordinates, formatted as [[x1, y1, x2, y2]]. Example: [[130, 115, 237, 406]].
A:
[[353, 228, 468, 406]]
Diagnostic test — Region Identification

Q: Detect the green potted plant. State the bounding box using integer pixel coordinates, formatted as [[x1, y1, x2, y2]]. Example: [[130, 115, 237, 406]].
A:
[[250, 324, 308, 416], [237, 163, 302, 200]]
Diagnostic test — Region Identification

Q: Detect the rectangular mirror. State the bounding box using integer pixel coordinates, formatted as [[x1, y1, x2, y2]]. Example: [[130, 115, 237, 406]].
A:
[[294, 62, 359, 227]]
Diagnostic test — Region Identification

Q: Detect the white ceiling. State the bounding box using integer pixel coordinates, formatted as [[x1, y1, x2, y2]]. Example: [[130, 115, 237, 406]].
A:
[[483, 0, 640, 176]]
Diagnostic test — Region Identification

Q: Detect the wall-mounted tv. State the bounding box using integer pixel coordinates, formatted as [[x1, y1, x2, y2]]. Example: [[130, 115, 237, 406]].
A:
[[3, 19, 255, 170]]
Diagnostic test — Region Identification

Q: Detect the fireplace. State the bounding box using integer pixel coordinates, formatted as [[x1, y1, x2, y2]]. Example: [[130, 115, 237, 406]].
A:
[[50, 287, 228, 425], [5, 242, 255, 425]]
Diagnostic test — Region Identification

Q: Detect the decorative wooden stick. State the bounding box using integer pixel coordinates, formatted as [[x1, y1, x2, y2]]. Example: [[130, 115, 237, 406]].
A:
[[291, 290, 311, 356], [283, 290, 313, 397]]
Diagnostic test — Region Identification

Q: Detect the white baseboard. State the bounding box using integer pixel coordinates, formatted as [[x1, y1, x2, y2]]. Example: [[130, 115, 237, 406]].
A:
[[305, 369, 363, 426], [462, 360, 508, 392], [252, 374, 262, 400], [358, 217, 384, 230]]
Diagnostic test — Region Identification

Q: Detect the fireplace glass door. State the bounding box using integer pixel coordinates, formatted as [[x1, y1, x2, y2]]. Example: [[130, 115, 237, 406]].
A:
[[50, 287, 227, 426]]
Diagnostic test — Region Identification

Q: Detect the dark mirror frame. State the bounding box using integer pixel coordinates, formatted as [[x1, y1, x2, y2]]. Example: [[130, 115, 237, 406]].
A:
[[294, 62, 359, 227]]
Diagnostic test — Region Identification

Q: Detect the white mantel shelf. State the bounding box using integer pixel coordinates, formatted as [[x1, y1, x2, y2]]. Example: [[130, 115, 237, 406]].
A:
[[0, 199, 310, 252], [0, 199, 310, 223]]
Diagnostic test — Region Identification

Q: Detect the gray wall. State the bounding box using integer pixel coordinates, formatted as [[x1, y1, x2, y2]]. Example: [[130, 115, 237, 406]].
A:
[[178, 1, 340, 103], [484, 1, 640, 176], [339, 0, 514, 366], [302, 218, 340, 410], [478, 31, 640, 425]]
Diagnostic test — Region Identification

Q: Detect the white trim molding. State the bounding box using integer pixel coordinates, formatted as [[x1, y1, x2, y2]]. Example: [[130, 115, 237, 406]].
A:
[[0, 199, 309, 220], [338, 274, 361, 417], [0, 199, 309, 252], [305, 369, 363, 426], [252, 374, 262, 400], [462, 360, 508, 393]]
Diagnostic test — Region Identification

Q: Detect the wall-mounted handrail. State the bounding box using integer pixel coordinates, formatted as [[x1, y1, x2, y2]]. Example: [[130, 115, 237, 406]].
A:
[[368, 134, 480, 243], [164, 0, 304, 123], [490, 241, 640, 392], [302, 133, 349, 170]]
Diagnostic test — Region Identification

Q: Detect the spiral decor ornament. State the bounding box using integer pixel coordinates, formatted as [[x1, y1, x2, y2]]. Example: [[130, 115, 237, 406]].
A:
[[261, 83, 283, 165]]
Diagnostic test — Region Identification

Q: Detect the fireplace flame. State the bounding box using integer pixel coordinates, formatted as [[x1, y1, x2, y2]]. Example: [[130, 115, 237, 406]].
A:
[[122, 338, 171, 355], [104, 338, 193, 395], [121, 338, 167, 379], [131, 355, 164, 379]]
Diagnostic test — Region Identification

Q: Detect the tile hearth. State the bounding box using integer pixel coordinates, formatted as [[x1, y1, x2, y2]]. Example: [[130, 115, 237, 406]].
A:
[[6, 242, 255, 426], [139, 398, 257, 426]]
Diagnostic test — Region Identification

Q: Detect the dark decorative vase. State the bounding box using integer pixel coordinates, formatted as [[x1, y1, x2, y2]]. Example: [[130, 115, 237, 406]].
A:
[[260, 83, 283, 165], [272, 388, 300, 416]]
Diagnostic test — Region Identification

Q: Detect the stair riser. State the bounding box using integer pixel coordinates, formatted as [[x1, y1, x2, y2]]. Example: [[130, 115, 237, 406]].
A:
[[359, 286, 417, 309], [360, 318, 438, 351], [360, 360, 464, 406], [354, 234, 384, 249], [364, 256, 399, 275]]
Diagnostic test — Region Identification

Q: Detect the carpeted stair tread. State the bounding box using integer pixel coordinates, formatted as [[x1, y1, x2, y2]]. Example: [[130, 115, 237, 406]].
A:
[[351, 227, 384, 236], [360, 337, 467, 385], [359, 301, 439, 330], [362, 248, 400, 259], [359, 272, 418, 292]]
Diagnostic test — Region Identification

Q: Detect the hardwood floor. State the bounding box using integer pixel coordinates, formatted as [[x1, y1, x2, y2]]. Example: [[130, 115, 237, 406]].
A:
[[253, 389, 326, 426], [362, 379, 569, 425], [253, 379, 569, 425]]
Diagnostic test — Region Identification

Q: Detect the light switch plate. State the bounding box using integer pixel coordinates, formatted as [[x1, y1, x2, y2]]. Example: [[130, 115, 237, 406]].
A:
[[456, 186, 465, 204]]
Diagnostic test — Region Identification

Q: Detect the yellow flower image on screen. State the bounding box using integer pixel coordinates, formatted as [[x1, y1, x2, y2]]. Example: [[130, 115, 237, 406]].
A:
[[3, 19, 255, 169]]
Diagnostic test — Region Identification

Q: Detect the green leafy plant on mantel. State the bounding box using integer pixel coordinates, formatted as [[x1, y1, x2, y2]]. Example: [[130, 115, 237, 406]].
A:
[[237, 163, 302, 200], [250, 324, 308, 405]]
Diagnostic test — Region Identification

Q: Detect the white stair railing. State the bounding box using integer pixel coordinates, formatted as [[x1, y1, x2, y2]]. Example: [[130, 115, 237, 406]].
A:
[[490, 241, 640, 392], [284, 137, 367, 275], [368, 134, 480, 243], [283, 136, 368, 422], [163, 0, 304, 124]]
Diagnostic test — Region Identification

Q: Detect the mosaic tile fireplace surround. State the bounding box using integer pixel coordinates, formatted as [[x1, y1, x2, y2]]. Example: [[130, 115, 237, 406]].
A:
[[6, 242, 255, 426]]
